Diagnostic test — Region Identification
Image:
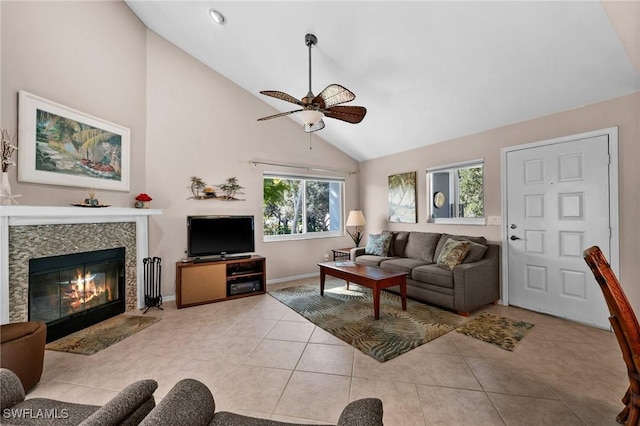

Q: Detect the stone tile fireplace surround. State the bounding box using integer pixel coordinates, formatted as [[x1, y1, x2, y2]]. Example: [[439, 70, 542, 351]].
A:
[[0, 206, 161, 324]]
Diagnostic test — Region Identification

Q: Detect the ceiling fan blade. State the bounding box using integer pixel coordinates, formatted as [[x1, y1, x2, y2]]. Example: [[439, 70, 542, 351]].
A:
[[257, 109, 303, 121], [304, 119, 325, 133], [260, 91, 304, 106], [323, 106, 367, 124], [313, 84, 355, 109]]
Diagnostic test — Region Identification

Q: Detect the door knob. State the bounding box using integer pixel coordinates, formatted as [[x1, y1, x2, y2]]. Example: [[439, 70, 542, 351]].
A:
[[510, 235, 521, 241]]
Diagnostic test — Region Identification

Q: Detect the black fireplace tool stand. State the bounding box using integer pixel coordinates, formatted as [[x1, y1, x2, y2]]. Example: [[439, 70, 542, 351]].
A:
[[142, 256, 163, 314]]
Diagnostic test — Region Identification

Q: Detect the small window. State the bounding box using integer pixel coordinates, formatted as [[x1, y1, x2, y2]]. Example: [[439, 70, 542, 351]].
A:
[[263, 173, 343, 241], [427, 160, 485, 225]]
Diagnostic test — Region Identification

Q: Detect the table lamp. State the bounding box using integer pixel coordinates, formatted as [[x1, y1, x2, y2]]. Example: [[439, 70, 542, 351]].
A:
[[346, 210, 366, 247]]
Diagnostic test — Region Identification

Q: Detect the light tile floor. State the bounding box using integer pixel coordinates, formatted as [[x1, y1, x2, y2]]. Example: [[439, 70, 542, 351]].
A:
[[31, 281, 627, 425]]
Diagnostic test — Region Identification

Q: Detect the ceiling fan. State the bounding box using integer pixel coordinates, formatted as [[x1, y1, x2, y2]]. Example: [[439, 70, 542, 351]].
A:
[[257, 33, 367, 133]]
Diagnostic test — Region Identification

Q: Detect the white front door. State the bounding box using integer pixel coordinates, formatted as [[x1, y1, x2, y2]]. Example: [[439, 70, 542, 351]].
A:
[[505, 134, 612, 327]]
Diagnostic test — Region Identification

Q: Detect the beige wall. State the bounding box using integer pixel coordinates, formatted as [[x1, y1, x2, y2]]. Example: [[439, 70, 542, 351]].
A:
[[359, 92, 640, 311], [0, 2, 359, 298], [0, 1, 147, 205], [2, 1, 637, 310], [145, 31, 359, 295]]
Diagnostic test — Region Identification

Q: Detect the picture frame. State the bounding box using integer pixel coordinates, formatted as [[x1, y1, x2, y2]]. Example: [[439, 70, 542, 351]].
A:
[[388, 171, 417, 223], [18, 90, 130, 191]]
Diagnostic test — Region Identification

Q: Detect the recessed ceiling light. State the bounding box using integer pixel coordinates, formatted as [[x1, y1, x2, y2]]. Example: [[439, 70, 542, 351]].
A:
[[209, 9, 226, 25]]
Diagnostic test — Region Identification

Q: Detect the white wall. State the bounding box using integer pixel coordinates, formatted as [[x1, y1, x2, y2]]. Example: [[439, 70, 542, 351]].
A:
[[359, 92, 640, 312]]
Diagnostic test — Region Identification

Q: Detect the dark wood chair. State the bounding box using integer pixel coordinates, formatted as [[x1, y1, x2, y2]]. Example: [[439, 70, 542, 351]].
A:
[[583, 246, 640, 425]]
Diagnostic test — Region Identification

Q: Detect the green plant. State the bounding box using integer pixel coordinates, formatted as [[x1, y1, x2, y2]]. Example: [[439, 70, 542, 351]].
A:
[[189, 176, 206, 199], [218, 177, 244, 200]]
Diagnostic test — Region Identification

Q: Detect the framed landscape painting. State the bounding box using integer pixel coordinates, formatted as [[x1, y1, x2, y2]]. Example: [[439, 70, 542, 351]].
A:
[[388, 171, 417, 223], [18, 90, 130, 191]]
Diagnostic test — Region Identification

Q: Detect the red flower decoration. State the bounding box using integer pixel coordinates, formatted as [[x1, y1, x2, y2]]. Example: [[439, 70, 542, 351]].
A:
[[135, 193, 152, 201]]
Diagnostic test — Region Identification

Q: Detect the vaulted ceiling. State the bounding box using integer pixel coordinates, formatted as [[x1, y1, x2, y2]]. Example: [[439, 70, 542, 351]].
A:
[[125, 1, 640, 161]]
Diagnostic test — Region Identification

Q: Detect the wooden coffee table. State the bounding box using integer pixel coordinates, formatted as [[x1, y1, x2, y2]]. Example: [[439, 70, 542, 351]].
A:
[[318, 261, 407, 319]]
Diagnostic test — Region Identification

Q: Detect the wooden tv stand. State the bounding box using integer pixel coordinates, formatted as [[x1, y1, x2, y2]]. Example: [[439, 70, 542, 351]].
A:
[[175, 255, 266, 308]]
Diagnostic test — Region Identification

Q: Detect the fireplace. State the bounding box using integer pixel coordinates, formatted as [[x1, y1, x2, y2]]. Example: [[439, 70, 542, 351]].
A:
[[29, 247, 126, 342]]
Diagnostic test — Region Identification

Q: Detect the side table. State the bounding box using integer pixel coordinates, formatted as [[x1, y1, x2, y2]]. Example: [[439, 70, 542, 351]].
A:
[[332, 248, 352, 261]]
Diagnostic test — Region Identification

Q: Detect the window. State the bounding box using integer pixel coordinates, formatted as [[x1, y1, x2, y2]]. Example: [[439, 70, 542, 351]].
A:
[[263, 173, 344, 241], [427, 160, 485, 225]]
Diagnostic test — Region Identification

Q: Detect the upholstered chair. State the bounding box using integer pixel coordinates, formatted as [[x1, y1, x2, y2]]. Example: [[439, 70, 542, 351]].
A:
[[1, 321, 46, 392]]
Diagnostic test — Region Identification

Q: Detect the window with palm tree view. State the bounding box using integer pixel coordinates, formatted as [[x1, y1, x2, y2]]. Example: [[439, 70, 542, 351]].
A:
[[263, 174, 343, 240]]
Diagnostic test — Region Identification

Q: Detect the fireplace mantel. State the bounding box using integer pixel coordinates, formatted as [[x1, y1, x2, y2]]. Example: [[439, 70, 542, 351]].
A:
[[0, 205, 162, 323]]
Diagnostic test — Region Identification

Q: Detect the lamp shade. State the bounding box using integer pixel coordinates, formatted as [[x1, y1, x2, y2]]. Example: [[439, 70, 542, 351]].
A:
[[346, 210, 366, 227], [299, 109, 324, 126]]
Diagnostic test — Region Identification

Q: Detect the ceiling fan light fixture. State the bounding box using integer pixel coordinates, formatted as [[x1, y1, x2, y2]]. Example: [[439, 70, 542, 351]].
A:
[[298, 109, 324, 126], [257, 33, 366, 132], [209, 9, 226, 25]]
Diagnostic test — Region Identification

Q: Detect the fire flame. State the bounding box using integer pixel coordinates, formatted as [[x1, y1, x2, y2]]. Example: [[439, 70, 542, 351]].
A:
[[67, 270, 105, 309]]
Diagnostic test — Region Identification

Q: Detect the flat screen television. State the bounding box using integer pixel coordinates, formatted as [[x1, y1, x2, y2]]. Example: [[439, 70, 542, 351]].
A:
[[187, 215, 255, 259]]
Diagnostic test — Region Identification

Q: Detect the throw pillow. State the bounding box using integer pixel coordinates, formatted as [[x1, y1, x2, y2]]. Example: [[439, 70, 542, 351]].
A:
[[365, 233, 393, 256], [462, 240, 489, 263], [437, 240, 471, 270]]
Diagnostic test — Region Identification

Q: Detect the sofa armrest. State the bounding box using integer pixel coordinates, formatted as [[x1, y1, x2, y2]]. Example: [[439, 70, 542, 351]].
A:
[[452, 244, 500, 313], [350, 247, 366, 261], [139, 379, 215, 426], [80, 379, 158, 426], [337, 398, 384, 426], [0, 368, 25, 410]]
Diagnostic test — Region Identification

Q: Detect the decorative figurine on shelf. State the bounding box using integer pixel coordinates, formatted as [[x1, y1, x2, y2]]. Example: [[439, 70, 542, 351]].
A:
[[217, 177, 245, 201], [84, 189, 99, 206], [135, 193, 152, 208], [203, 187, 216, 198], [189, 176, 207, 199], [1, 128, 21, 205]]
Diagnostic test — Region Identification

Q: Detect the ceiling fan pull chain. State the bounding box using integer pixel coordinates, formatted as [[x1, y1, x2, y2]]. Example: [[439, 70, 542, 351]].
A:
[[309, 133, 313, 150]]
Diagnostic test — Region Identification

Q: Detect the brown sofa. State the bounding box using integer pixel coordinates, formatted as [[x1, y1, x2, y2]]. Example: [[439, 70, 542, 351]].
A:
[[352, 231, 500, 315], [1, 322, 46, 392]]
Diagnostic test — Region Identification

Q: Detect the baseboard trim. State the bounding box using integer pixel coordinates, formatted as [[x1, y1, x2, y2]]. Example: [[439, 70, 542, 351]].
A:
[[267, 272, 319, 284]]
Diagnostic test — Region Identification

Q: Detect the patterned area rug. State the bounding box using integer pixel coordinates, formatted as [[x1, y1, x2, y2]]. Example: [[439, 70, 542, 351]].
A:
[[455, 312, 535, 351], [269, 280, 468, 362], [46, 314, 160, 355]]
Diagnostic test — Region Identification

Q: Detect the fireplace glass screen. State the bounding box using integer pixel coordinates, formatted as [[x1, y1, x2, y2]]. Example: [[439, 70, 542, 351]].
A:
[[30, 261, 121, 323], [29, 247, 125, 341]]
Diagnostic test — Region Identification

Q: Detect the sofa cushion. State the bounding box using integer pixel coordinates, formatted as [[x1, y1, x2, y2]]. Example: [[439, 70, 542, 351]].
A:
[[437, 240, 471, 270], [355, 255, 395, 267], [433, 234, 487, 262], [380, 258, 428, 273], [411, 264, 454, 288], [461, 240, 489, 263], [403, 232, 441, 262], [365, 233, 393, 256], [383, 231, 410, 257]]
